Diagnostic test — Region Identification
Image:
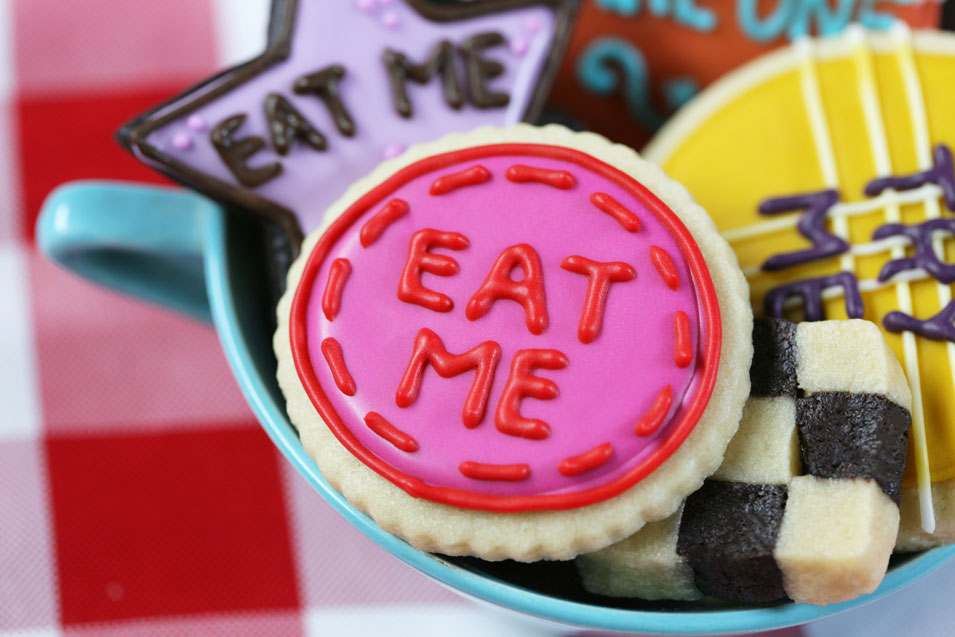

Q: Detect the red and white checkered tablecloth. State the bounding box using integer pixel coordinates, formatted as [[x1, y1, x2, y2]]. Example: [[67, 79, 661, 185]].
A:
[[2, 1, 954, 635]]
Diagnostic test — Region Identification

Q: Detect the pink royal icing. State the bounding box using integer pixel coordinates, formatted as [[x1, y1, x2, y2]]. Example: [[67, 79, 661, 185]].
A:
[[292, 143, 719, 512]]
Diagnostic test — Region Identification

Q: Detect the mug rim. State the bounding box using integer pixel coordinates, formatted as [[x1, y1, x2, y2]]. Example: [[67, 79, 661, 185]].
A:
[[201, 207, 955, 635]]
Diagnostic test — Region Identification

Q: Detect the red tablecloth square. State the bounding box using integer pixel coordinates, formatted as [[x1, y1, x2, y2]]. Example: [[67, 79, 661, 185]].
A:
[[30, 253, 253, 434], [13, 0, 216, 95], [16, 87, 182, 241], [46, 425, 301, 625]]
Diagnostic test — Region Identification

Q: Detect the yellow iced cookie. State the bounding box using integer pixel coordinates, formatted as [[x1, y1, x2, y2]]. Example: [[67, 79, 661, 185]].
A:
[[646, 26, 955, 550]]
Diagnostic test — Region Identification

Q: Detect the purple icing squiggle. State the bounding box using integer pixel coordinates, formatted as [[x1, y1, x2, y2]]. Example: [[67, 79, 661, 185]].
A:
[[865, 144, 955, 212], [758, 189, 848, 271], [763, 272, 864, 322], [872, 218, 955, 284], [884, 300, 955, 342]]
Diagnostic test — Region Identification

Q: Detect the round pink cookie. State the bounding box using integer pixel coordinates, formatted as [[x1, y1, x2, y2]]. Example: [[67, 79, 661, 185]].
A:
[[275, 125, 752, 561]]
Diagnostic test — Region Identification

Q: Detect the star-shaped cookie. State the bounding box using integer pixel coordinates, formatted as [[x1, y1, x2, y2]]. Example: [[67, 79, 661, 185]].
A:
[[119, 0, 578, 264]]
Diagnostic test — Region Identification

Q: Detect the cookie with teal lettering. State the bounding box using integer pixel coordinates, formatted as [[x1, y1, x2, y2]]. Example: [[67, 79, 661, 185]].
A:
[[273, 124, 752, 561], [546, 0, 938, 149]]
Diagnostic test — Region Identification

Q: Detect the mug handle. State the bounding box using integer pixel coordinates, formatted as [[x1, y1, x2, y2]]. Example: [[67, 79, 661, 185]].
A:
[[37, 181, 219, 323]]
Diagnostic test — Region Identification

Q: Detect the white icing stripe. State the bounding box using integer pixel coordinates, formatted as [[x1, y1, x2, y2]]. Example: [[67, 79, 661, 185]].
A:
[[850, 27, 933, 532], [747, 29, 938, 531], [721, 184, 944, 242], [894, 23, 948, 533], [761, 265, 932, 304], [848, 235, 910, 257], [741, 235, 915, 277], [796, 36, 855, 279], [795, 38, 840, 189]]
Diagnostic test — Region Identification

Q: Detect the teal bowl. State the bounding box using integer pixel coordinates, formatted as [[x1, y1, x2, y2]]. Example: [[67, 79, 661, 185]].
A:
[[37, 181, 955, 635]]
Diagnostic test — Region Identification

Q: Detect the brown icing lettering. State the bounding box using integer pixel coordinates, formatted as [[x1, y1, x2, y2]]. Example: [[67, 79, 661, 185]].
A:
[[264, 93, 327, 155], [293, 64, 356, 137], [383, 41, 464, 118], [210, 114, 282, 187], [460, 32, 510, 109]]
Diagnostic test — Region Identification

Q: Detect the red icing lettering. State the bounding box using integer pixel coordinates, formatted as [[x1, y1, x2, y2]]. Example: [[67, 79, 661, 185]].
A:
[[459, 461, 531, 482], [429, 165, 491, 195], [495, 349, 568, 440], [674, 310, 693, 368], [321, 257, 351, 321], [395, 328, 501, 428], [558, 442, 613, 477], [634, 385, 673, 437], [505, 164, 576, 190], [288, 142, 725, 513], [397, 228, 469, 312], [364, 411, 419, 453], [560, 255, 636, 344], [360, 198, 409, 248], [466, 244, 548, 335], [650, 245, 680, 290], [320, 337, 356, 396], [590, 192, 641, 233]]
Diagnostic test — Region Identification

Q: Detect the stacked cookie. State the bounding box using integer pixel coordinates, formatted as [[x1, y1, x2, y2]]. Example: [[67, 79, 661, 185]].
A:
[[577, 318, 912, 605]]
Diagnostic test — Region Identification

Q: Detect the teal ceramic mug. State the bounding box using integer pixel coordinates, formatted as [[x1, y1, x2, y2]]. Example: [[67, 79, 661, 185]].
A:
[[37, 180, 955, 635]]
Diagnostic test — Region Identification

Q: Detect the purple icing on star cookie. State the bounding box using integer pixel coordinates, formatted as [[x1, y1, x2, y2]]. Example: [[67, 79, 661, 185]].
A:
[[118, 0, 580, 260]]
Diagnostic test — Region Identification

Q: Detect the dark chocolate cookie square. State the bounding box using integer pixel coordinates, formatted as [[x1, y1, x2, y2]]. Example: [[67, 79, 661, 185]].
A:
[[676, 481, 788, 603], [750, 318, 799, 397], [796, 391, 911, 504]]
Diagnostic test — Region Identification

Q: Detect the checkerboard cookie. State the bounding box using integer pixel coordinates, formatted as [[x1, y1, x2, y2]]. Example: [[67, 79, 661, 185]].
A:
[[577, 318, 912, 605], [274, 124, 752, 561], [644, 27, 955, 550]]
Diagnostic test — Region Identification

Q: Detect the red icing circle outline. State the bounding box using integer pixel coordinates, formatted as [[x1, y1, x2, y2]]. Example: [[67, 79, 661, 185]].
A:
[[289, 143, 722, 513]]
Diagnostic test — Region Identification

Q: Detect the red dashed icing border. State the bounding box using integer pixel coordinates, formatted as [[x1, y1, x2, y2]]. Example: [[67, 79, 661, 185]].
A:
[[289, 143, 722, 512]]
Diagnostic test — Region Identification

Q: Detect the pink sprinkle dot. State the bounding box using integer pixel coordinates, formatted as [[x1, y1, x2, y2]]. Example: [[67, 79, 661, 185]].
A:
[[186, 114, 207, 132], [510, 37, 529, 56], [524, 16, 542, 34], [356, 0, 375, 13], [383, 143, 405, 159], [171, 132, 192, 151], [381, 10, 399, 29]]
